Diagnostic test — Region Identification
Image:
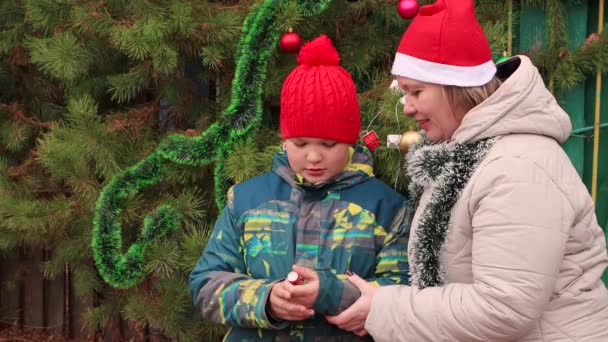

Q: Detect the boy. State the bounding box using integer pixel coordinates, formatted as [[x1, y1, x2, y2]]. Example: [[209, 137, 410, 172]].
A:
[[188, 35, 409, 341]]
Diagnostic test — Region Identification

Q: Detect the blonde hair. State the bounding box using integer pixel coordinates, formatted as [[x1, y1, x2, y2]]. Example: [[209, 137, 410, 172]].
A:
[[442, 76, 502, 119]]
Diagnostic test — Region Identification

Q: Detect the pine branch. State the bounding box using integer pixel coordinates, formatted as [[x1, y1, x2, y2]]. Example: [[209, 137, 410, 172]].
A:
[[0, 1, 25, 27], [81, 296, 125, 333], [70, 4, 115, 37], [152, 43, 179, 75], [25, 0, 74, 33], [26, 31, 95, 82], [0, 102, 53, 129], [7, 153, 38, 179], [1, 121, 33, 153], [164, 187, 208, 223], [0, 229, 20, 253], [224, 138, 266, 183], [108, 103, 158, 134], [167, 1, 198, 38], [107, 68, 150, 103], [145, 239, 181, 279], [73, 264, 103, 299], [195, 9, 244, 45], [178, 225, 213, 274], [545, 0, 568, 52], [0, 26, 25, 56]]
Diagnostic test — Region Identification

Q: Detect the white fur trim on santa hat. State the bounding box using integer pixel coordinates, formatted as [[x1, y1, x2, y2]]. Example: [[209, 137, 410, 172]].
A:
[[391, 52, 496, 87]]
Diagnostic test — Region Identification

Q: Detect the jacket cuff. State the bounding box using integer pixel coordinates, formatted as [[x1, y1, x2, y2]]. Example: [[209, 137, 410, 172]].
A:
[[337, 278, 361, 313], [313, 270, 344, 315], [366, 285, 408, 338]]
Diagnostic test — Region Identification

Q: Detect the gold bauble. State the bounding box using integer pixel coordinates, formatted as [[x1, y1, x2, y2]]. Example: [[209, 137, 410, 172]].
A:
[[399, 131, 422, 154]]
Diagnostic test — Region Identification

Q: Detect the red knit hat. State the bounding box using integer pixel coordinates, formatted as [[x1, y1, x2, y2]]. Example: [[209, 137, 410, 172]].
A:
[[392, 0, 496, 87], [280, 35, 360, 144]]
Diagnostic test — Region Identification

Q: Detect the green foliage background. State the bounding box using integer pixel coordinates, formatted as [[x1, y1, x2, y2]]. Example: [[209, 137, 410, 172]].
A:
[[0, 0, 606, 339]]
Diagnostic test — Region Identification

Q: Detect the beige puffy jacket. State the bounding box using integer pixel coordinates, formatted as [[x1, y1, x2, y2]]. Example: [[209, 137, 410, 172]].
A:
[[366, 56, 608, 341]]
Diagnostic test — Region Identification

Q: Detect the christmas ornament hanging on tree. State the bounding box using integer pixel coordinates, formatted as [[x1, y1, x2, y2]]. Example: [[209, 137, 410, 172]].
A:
[[397, 0, 420, 20], [387, 130, 422, 154], [399, 130, 423, 153], [362, 130, 381, 150], [280, 29, 302, 53]]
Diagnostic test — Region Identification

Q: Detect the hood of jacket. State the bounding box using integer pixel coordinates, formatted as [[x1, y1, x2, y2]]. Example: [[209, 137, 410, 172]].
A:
[[452, 55, 572, 144], [271, 144, 374, 193]]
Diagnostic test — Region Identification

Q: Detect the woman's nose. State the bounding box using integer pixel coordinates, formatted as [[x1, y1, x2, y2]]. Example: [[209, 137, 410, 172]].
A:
[[403, 102, 416, 116]]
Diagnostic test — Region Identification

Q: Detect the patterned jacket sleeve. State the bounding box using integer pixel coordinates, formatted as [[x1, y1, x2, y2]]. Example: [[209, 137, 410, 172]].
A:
[[188, 187, 287, 329], [314, 202, 410, 315]]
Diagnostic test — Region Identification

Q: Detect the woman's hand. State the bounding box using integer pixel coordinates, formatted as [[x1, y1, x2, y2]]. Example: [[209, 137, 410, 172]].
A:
[[268, 280, 315, 321], [325, 272, 376, 336]]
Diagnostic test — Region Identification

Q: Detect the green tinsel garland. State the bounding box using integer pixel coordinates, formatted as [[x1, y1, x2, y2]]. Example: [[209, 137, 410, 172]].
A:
[[92, 0, 333, 288]]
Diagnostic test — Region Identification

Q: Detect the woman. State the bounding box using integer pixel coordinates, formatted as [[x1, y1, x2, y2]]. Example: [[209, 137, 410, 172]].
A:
[[324, 0, 608, 340]]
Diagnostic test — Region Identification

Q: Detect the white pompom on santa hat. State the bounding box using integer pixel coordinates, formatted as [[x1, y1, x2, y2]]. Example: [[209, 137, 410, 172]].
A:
[[391, 0, 496, 87]]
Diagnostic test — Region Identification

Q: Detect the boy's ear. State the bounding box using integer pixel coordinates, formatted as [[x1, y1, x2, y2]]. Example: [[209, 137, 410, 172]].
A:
[[282, 142, 287, 150]]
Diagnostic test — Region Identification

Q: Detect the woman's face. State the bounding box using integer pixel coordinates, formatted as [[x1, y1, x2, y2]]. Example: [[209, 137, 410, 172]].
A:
[[398, 77, 463, 141]]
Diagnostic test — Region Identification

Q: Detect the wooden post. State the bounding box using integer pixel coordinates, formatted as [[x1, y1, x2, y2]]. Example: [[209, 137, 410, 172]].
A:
[[41, 247, 49, 333], [63, 263, 72, 339], [17, 247, 25, 333], [591, 0, 605, 202], [93, 289, 103, 341], [145, 277, 162, 342]]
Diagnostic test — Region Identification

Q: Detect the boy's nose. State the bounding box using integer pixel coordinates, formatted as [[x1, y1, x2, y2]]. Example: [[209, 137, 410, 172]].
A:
[[306, 150, 322, 163]]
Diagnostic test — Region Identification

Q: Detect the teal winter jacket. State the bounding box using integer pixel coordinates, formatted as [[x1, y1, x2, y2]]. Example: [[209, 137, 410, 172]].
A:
[[189, 145, 410, 341]]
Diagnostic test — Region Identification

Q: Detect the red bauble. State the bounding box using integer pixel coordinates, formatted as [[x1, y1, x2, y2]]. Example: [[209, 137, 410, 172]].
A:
[[279, 31, 302, 53], [362, 130, 381, 151], [397, 0, 420, 20]]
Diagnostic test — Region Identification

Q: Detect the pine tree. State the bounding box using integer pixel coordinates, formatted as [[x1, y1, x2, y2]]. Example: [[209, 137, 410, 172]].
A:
[[0, 0, 606, 339]]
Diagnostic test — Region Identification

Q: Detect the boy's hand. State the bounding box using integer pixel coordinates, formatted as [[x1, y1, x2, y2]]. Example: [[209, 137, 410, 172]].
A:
[[269, 280, 314, 321], [287, 265, 320, 309]]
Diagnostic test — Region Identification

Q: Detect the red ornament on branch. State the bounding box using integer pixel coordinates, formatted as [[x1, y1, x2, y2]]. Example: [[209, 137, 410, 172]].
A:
[[280, 29, 302, 53], [362, 130, 381, 151], [397, 0, 420, 20]]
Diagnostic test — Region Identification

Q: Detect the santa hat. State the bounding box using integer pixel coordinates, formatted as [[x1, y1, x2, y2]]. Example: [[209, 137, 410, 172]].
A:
[[391, 0, 496, 87], [280, 35, 360, 144]]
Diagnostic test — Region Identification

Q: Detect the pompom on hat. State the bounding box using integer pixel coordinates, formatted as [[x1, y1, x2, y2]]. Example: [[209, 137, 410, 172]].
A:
[[391, 0, 496, 87], [280, 35, 360, 144]]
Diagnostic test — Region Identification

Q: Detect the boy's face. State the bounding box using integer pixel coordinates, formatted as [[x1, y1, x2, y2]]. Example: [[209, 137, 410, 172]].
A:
[[284, 137, 350, 184]]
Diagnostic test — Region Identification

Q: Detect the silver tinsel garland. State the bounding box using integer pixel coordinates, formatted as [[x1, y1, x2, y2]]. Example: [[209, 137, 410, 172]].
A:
[[406, 138, 496, 289]]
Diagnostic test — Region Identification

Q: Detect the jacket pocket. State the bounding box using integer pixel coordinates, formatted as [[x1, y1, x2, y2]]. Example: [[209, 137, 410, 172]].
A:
[[241, 206, 295, 278], [550, 259, 584, 301]]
